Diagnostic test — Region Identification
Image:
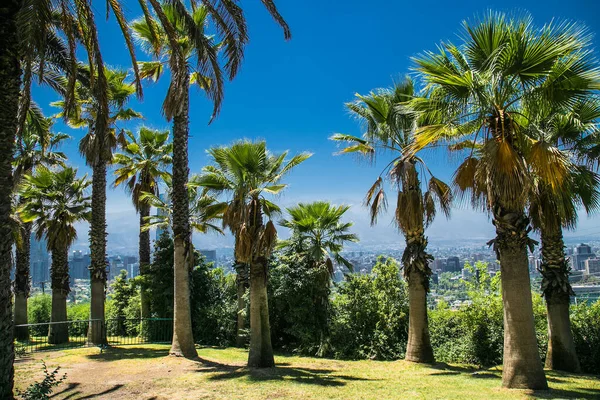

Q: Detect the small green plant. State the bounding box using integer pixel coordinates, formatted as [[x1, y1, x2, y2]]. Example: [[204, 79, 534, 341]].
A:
[[18, 361, 67, 400]]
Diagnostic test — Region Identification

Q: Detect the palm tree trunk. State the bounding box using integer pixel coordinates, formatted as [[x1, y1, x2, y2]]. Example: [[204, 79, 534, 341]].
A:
[[248, 256, 274, 368], [88, 160, 108, 345], [404, 233, 434, 363], [14, 222, 32, 341], [0, 1, 21, 395], [235, 261, 248, 347], [170, 78, 197, 359], [247, 198, 274, 368], [402, 164, 434, 363], [492, 206, 547, 389], [540, 225, 580, 372], [139, 203, 151, 319], [48, 244, 70, 345]]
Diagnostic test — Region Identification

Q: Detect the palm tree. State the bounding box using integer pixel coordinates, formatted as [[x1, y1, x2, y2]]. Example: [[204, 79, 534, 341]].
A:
[[2, 0, 142, 395], [54, 67, 141, 344], [18, 166, 91, 344], [113, 127, 172, 318], [0, 2, 21, 393], [141, 173, 226, 236], [13, 109, 68, 340], [278, 201, 358, 355], [198, 140, 311, 367], [526, 97, 600, 372], [410, 13, 600, 389], [133, 0, 290, 358], [279, 201, 358, 274], [332, 78, 451, 363]]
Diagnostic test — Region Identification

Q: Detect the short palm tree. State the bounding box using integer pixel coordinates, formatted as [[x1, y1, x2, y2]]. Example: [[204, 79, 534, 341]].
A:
[[278, 201, 358, 355], [279, 201, 358, 274], [198, 140, 311, 367], [113, 127, 172, 318], [54, 66, 141, 344], [332, 78, 451, 363], [12, 110, 68, 340], [18, 166, 91, 345], [132, 0, 290, 358], [526, 97, 600, 372], [410, 13, 600, 388]]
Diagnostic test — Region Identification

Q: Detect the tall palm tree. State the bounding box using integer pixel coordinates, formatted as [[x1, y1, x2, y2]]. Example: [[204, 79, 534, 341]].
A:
[[332, 78, 452, 363], [0, 1, 21, 393], [54, 67, 141, 344], [133, 0, 290, 358], [526, 97, 600, 372], [198, 140, 311, 367], [410, 13, 600, 389], [279, 201, 358, 273], [18, 166, 91, 344], [2, 0, 142, 396], [113, 127, 172, 318], [13, 109, 68, 340]]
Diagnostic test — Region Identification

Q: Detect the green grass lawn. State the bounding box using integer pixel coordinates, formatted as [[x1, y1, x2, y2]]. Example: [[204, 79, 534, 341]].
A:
[[14, 344, 600, 399]]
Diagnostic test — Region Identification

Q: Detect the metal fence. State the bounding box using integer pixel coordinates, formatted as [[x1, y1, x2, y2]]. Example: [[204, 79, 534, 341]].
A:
[[14, 318, 173, 355]]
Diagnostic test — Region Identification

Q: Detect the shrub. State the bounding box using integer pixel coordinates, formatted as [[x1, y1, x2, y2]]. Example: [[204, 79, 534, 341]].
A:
[[17, 361, 66, 400], [190, 264, 237, 346], [269, 253, 332, 355], [429, 262, 549, 368], [329, 256, 408, 360], [27, 295, 51, 336], [67, 303, 90, 337], [571, 300, 600, 374]]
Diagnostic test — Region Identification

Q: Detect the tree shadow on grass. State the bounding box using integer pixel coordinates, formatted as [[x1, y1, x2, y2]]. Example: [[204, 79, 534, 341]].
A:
[[85, 347, 169, 362], [195, 357, 372, 387], [50, 382, 80, 398], [50, 383, 123, 400], [63, 384, 124, 400], [532, 387, 600, 400]]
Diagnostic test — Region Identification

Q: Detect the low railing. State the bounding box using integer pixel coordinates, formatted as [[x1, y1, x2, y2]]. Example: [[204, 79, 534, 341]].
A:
[[14, 318, 173, 355]]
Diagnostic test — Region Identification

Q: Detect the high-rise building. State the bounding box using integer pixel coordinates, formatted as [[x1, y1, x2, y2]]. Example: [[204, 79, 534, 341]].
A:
[[199, 250, 217, 264], [30, 232, 50, 285], [570, 243, 596, 271], [109, 256, 125, 281], [69, 250, 90, 280], [431, 258, 445, 273], [584, 258, 600, 276], [445, 256, 461, 273], [123, 255, 139, 278]]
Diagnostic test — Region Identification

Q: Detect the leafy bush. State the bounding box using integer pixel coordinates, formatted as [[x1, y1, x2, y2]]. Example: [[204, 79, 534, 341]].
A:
[[269, 253, 332, 355], [429, 262, 549, 368], [106, 270, 138, 336], [17, 361, 66, 400], [329, 256, 409, 360], [66, 303, 90, 337], [144, 234, 237, 345], [191, 264, 237, 346], [27, 295, 51, 336], [571, 300, 600, 374]]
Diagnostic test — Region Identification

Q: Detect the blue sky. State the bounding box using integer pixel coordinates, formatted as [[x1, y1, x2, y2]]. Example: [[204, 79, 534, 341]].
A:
[[32, 0, 600, 251]]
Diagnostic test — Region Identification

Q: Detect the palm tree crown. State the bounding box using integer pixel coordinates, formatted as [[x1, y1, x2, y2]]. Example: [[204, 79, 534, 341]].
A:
[[279, 201, 358, 273], [113, 127, 173, 210], [198, 140, 312, 262], [141, 173, 226, 235], [18, 166, 91, 251]]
